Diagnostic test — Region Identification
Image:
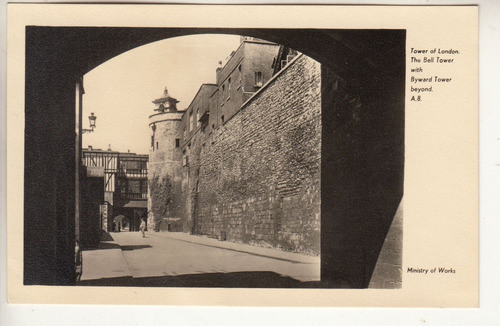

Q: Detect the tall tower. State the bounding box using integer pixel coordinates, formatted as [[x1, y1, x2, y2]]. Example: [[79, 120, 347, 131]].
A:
[[147, 87, 184, 231]]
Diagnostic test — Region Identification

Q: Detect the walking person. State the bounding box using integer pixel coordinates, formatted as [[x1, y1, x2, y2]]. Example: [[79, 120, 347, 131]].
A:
[[139, 218, 146, 238]]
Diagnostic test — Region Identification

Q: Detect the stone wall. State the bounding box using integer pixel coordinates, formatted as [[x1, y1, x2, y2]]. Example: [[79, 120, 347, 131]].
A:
[[186, 55, 321, 255], [148, 112, 184, 231]]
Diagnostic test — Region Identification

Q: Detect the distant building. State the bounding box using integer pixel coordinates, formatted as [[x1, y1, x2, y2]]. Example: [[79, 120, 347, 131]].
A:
[[82, 146, 148, 244], [147, 37, 322, 256], [148, 38, 284, 232], [181, 83, 217, 149], [182, 37, 281, 141]]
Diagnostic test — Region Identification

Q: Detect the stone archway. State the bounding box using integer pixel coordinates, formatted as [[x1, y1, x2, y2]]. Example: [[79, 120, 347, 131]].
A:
[[24, 27, 405, 287]]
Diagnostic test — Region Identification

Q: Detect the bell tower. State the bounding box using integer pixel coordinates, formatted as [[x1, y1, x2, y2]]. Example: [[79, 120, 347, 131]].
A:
[[147, 86, 185, 231], [152, 87, 179, 113]]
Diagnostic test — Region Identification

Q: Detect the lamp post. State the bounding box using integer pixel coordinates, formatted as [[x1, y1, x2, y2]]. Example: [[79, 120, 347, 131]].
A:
[[82, 112, 97, 133]]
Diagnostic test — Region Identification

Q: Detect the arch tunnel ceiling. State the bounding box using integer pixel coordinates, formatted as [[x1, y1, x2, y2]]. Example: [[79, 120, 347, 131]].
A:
[[26, 27, 405, 84], [24, 26, 405, 287]]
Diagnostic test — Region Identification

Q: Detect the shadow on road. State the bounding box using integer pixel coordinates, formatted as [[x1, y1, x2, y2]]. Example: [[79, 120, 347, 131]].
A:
[[101, 232, 114, 241], [77, 271, 334, 288], [84, 232, 154, 251], [83, 241, 121, 251], [120, 245, 153, 251], [82, 232, 122, 251]]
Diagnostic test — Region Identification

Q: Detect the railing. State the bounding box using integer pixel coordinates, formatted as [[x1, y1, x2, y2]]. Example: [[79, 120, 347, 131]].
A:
[[116, 169, 148, 177], [115, 192, 147, 200]]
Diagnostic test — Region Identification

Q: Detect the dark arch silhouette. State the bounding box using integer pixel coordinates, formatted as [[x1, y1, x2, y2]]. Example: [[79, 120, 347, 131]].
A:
[[24, 27, 405, 288]]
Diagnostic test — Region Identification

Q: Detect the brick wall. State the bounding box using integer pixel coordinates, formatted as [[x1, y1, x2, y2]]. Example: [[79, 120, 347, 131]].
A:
[[186, 55, 321, 255]]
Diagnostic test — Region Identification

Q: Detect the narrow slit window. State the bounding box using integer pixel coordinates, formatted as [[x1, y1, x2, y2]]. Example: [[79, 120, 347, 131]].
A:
[[189, 111, 194, 130], [255, 71, 263, 87]]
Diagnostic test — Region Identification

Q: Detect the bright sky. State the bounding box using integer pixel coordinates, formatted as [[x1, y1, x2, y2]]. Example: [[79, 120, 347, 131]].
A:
[[82, 34, 241, 154]]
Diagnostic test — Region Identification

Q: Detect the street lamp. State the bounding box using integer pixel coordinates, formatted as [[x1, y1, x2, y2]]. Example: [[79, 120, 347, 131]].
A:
[[82, 112, 97, 133]]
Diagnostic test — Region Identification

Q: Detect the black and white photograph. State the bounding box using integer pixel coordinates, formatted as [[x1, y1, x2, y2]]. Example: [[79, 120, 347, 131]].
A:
[[22, 27, 405, 289], [5, 4, 479, 309]]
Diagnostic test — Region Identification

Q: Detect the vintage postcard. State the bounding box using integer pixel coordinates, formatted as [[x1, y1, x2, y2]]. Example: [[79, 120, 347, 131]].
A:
[[6, 4, 478, 307]]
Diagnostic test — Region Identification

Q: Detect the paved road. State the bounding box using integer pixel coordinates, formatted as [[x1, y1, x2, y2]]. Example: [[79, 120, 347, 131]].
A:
[[80, 231, 320, 287]]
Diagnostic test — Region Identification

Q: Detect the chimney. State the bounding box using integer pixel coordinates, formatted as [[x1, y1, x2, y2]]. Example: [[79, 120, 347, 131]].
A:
[[108, 144, 112, 151], [216, 61, 223, 83], [216, 61, 223, 73], [88, 145, 93, 150]]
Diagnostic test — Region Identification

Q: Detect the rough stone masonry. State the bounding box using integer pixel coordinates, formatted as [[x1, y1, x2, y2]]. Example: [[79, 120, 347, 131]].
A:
[[184, 55, 321, 255]]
